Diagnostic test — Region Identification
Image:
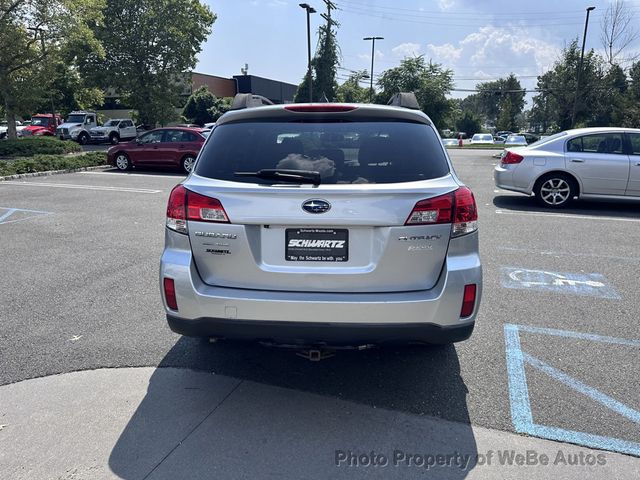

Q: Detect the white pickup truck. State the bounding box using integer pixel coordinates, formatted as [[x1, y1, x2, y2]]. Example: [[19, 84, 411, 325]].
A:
[[89, 118, 137, 145]]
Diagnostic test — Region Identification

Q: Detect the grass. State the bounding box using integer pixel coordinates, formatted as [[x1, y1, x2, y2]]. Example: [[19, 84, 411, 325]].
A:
[[0, 137, 82, 158], [0, 152, 107, 177]]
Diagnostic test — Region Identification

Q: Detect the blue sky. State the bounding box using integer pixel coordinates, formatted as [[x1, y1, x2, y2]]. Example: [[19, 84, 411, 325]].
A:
[[198, 0, 640, 103]]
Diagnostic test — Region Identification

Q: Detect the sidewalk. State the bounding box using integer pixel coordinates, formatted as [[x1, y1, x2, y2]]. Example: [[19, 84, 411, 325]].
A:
[[1, 367, 638, 479]]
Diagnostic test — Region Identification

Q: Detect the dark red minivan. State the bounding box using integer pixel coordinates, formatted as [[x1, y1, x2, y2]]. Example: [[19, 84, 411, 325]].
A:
[[107, 127, 206, 173]]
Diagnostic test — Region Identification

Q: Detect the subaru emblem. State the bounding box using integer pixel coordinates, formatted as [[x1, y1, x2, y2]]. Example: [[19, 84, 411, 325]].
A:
[[302, 199, 331, 214]]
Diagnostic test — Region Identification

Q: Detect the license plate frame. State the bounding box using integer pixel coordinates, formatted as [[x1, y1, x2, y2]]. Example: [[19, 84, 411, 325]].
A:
[[285, 228, 349, 262]]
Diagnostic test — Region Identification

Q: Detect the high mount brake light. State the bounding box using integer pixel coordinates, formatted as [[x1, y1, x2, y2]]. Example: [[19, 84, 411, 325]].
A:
[[501, 151, 524, 164], [284, 104, 357, 113], [166, 185, 229, 234], [405, 187, 478, 237]]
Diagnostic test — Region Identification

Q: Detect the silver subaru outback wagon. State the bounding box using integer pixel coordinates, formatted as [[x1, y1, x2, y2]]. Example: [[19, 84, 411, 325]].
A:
[[160, 96, 482, 346]]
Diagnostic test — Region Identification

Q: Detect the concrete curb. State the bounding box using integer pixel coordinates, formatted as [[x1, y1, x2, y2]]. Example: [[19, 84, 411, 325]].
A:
[[0, 164, 111, 182]]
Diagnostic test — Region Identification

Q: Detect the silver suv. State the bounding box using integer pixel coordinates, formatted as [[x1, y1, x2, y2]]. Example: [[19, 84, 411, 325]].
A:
[[160, 96, 482, 346]]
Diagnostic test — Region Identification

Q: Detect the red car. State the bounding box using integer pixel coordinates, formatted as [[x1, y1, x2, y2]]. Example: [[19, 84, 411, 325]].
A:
[[107, 127, 207, 173]]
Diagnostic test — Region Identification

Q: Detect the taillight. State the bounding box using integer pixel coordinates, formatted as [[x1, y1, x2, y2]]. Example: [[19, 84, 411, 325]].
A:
[[187, 191, 229, 223], [501, 151, 524, 164], [452, 187, 478, 237], [166, 185, 229, 234], [405, 187, 478, 237], [405, 193, 453, 225], [460, 284, 477, 317], [166, 185, 187, 233], [284, 104, 357, 112], [163, 278, 178, 310]]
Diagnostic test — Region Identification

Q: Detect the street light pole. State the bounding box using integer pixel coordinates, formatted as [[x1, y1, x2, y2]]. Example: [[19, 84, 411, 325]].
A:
[[299, 3, 316, 103], [363, 36, 383, 102], [571, 6, 595, 128]]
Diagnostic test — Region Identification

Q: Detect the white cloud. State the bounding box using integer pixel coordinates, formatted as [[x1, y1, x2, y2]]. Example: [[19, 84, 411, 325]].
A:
[[267, 0, 287, 7], [438, 0, 455, 10], [472, 70, 493, 80], [427, 43, 463, 63], [392, 42, 422, 58], [459, 26, 559, 73]]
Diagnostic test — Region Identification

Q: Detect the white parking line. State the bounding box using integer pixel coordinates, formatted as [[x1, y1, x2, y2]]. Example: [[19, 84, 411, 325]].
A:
[[80, 171, 184, 178], [1, 181, 162, 194], [497, 246, 640, 263], [495, 209, 640, 223]]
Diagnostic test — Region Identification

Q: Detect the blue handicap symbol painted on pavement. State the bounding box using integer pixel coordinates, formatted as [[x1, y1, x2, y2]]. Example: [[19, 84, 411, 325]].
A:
[[504, 323, 640, 457], [0, 207, 52, 225], [501, 267, 620, 299]]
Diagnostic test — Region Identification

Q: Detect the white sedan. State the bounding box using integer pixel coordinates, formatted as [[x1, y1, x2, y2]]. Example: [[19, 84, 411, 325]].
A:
[[470, 133, 494, 145], [494, 127, 640, 207]]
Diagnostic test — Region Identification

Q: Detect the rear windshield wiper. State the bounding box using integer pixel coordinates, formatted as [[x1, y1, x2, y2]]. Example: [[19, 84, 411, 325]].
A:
[[234, 169, 321, 185]]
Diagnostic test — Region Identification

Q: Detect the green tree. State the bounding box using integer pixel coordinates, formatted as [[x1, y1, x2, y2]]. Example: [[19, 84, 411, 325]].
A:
[[95, 0, 215, 127], [0, 0, 104, 138], [294, 15, 340, 102], [376, 56, 454, 128], [183, 86, 217, 125], [335, 71, 369, 103], [455, 110, 482, 136], [207, 96, 231, 122], [531, 40, 606, 131]]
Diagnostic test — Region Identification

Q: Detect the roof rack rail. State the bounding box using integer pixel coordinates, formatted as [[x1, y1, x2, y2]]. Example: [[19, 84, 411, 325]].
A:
[[230, 93, 274, 110], [387, 92, 421, 110]]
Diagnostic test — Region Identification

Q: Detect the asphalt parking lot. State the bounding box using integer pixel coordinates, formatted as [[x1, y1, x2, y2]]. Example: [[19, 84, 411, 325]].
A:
[[1, 150, 639, 477]]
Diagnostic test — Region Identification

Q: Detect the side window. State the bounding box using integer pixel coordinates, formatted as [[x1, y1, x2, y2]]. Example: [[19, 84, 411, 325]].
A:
[[139, 131, 164, 144], [166, 130, 186, 142], [86, 116, 95, 125], [567, 137, 582, 152], [629, 134, 640, 155], [123, 121, 133, 128], [577, 134, 624, 154]]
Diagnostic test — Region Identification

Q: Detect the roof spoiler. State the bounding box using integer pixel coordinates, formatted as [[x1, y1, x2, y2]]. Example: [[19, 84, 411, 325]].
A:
[[387, 92, 421, 110], [230, 93, 274, 110]]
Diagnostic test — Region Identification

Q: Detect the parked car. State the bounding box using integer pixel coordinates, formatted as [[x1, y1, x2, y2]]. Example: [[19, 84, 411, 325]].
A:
[[20, 114, 62, 136], [495, 130, 514, 138], [494, 127, 640, 207], [89, 118, 137, 144], [442, 138, 459, 146], [518, 132, 540, 144], [504, 135, 528, 147], [470, 133, 494, 145], [0, 121, 19, 139], [56, 111, 98, 145], [107, 127, 206, 173], [160, 93, 482, 347], [493, 136, 506, 144]]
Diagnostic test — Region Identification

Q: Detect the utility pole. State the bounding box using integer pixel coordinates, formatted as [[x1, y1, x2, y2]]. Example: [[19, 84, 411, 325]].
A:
[[319, 0, 338, 101], [363, 36, 383, 102], [299, 3, 316, 102], [571, 6, 596, 128]]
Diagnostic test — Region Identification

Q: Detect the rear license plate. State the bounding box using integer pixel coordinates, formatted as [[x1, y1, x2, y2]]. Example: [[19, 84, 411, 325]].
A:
[[285, 228, 348, 262]]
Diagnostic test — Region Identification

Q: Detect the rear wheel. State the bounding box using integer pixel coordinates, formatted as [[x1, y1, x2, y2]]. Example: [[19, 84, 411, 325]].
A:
[[535, 173, 576, 208], [182, 155, 196, 173], [115, 153, 131, 171], [109, 132, 120, 145]]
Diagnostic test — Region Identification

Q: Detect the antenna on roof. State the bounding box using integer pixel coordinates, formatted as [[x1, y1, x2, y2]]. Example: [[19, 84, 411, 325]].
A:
[[241, 63, 249, 75]]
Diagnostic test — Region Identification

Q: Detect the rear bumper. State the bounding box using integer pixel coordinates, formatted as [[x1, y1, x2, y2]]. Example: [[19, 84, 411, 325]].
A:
[[160, 229, 482, 343], [493, 165, 531, 194], [167, 315, 475, 345]]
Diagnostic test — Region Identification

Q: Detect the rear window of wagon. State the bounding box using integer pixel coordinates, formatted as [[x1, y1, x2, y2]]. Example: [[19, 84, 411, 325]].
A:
[[195, 121, 450, 184]]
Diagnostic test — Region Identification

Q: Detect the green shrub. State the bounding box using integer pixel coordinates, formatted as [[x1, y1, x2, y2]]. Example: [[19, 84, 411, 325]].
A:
[[0, 152, 107, 177], [0, 137, 82, 157]]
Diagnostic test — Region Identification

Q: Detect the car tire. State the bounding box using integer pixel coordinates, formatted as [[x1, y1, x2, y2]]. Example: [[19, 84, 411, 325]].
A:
[[77, 132, 89, 145], [109, 133, 120, 145], [534, 173, 577, 208], [115, 153, 132, 171], [182, 155, 196, 174]]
